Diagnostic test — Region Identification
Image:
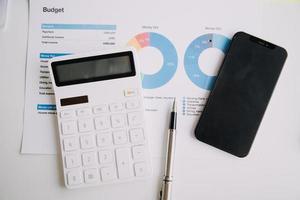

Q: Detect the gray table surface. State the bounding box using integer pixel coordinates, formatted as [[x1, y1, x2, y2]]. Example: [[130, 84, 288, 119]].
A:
[[1, 0, 300, 199]]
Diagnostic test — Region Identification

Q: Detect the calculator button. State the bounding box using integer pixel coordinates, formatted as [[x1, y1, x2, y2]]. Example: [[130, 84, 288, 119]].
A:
[[61, 121, 77, 135], [129, 128, 145, 144], [132, 145, 146, 161], [100, 166, 117, 181], [113, 130, 128, 145], [84, 168, 100, 184], [109, 103, 124, 112], [124, 88, 137, 97], [77, 108, 91, 117], [111, 114, 126, 128], [98, 150, 114, 164], [127, 112, 143, 126], [78, 118, 93, 132], [94, 116, 110, 130], [82, 152, 97, 167], [63, 137, 79, 151], [134, 162, 147, 177], [60, 110, 75, 118], [115, 148, 133, 179], [67, 170, 83, 186], [126, 100, 140, 110], [96, 132, 113, 147], [80, 135, 96, 149], [93, 104, 108, 114], [65, 154, 81, 168]]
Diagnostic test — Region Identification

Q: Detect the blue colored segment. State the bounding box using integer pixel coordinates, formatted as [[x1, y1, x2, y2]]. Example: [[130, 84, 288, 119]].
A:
[[142, 32, 178, 89], [213, 34, 230, 50], [41, 24, 116, 30], [184, 33, 230, 90], [37, 104, 56, 111], [40, 53, 70, 59]]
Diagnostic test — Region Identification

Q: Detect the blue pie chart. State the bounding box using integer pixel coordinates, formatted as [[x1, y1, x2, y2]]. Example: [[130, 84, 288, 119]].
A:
[[128, 32, 178, 89], [184, 33, 231, 90]]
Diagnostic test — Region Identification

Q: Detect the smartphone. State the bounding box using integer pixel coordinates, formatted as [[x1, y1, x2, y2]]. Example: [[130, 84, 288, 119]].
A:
[[195, 31, 287, 157]]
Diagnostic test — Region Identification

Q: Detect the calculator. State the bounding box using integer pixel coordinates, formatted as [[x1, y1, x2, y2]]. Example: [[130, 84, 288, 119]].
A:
[[49, 48, 152, 189]]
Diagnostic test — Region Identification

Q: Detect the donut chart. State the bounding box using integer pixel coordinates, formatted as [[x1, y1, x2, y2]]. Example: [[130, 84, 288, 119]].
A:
[[128, 32, 178, 89], [184, 33, 231, 90]]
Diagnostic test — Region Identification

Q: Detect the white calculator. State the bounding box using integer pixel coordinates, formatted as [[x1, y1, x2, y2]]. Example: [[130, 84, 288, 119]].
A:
[[49, 48, 152, 189]]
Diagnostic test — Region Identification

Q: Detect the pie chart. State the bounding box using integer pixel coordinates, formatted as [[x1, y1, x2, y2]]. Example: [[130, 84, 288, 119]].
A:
[[184, 33, 230, 90], [128, 32, 178, 89]]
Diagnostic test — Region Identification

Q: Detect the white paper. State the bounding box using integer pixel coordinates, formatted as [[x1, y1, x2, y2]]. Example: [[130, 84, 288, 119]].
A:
[[22, 0, 262, 154]]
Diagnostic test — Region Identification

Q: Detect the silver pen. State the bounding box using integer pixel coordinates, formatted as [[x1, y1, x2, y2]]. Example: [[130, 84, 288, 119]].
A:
[[160, 99, 177, 200]]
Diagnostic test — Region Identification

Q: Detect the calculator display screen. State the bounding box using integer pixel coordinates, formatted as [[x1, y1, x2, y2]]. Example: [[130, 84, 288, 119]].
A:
[[52, 51, 136, 86]]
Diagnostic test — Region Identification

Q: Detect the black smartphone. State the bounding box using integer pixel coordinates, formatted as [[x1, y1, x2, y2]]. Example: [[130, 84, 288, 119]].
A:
[[195, 31, 287, 157]]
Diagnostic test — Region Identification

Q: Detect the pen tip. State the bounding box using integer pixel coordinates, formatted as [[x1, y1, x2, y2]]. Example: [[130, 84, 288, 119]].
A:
[[172, 98, 177, 112]]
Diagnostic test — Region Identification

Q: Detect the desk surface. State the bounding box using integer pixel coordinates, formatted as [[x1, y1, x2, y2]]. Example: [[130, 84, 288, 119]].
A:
[[1, 0, 300, 200]]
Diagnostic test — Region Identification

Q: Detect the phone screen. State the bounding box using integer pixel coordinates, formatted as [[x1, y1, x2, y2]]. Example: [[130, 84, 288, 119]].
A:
[[195, 32, 287, 157]]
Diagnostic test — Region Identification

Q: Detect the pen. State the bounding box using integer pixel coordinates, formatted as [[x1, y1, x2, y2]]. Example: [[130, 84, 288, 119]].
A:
[[160, 99, 177, 200]]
